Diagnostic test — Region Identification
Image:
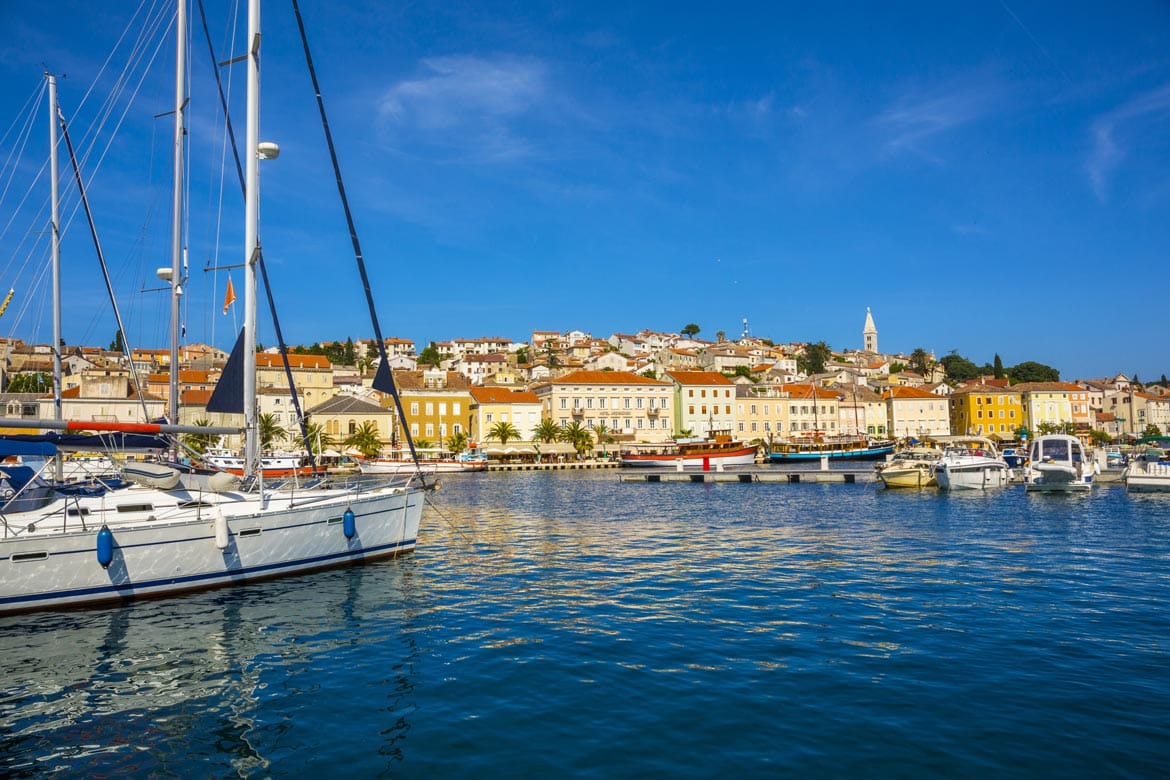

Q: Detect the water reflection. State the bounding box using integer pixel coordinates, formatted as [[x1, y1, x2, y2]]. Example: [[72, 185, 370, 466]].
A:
[[0, 560, 421, 777]]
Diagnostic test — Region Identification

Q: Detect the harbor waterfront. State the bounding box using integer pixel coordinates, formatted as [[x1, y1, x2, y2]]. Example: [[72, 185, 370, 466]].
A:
[[2, 471, 1169, 776]]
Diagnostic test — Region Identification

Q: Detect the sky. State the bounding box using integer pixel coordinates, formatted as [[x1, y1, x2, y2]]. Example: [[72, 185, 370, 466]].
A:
[[1, 0, 1168, 382]]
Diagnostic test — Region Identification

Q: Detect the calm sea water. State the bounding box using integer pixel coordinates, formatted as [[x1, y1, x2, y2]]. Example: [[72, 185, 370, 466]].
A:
[[2, 472, 1169, 777]]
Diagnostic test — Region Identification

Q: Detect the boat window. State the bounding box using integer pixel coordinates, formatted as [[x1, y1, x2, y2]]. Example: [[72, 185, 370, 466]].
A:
[[66, 507, 91, 517], [11, 551, 49, 562], [178, 501, 215, 509], [239, 528, 262, 538], [117, 503, 154, 513]]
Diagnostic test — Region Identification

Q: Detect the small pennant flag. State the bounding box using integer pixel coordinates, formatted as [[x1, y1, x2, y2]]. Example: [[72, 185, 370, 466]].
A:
[[223, 277, 237, 314]]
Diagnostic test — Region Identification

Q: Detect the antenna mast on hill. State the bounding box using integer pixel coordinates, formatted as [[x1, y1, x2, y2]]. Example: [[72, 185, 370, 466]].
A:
[[741, 318, 750, 339]]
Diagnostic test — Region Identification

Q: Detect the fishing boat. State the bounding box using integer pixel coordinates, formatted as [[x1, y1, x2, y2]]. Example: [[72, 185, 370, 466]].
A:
[[768, 434, 895, 462], [1024, 434, 1094, 492], [0, 0, 425, 615], [875, 446, 941, 489], [356, 445, 489, 475], [1124, 448, 1170, 493], [933, 436, 1010, 491], [620, 431, 758, 468]]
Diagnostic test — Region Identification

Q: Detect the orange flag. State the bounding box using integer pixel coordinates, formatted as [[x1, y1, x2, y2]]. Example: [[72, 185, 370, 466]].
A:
[[223, 277, 237, 314]]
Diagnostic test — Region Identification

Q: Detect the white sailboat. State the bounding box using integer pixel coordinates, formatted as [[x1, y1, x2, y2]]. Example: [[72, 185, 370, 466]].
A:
[[0, 0, 425, 616]]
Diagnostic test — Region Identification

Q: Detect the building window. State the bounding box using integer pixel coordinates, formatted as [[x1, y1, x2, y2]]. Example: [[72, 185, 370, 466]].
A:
[[425, 403, 434, 416], [410, 402, 419, 416], [425, 424, 434, 437], [411, 423, 419, 436]]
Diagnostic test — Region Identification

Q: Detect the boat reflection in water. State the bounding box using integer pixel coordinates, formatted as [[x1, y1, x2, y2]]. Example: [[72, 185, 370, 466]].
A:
[[0, 562, 419, 777]]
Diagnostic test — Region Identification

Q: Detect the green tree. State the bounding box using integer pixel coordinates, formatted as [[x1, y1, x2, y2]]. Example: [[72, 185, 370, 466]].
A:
[[716, 329, 726, 342], [344, 421, 383, 457], [419, 342, 442, 368], [181, 419, 217, 456], [304, 421, 334, 455], [1089, 429, 1112, 446], [343, 337, 356, 365], [532, 418, 561, 443], [889, 361, 906, 374], [640, 369, 657, 379], [939, 351, 981, 383], [258, 413, 288, 450], [797, 341, 831, 375], [5, 372, 52, 393], [993, 353, 1005, 379], [593, 422, 611, 458], [676, 428, 694, 439], [446, 430, 468, 454], [1143, 424, 1163, 437], [487, 421, 521, 445], [1009, 361, 1060, 383], [681, 323, 700, 337], [109, 330, 125, 352], [515, 346, 529, 364], [560, 421, 594, 455], [909, 347, 931, 377]]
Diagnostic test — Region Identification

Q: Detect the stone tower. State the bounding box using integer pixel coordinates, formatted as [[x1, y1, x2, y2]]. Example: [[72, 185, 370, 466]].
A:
[[863, 307, 878, 354]]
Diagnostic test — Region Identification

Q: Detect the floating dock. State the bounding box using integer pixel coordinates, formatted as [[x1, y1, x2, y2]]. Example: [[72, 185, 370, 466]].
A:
[[618, 465, 878, 484]]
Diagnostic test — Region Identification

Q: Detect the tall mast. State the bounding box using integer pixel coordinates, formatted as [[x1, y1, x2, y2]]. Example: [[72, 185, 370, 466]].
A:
[[168, 0, 187, 429], [47, 72, 63, 483], [243, 0, 261, 475]]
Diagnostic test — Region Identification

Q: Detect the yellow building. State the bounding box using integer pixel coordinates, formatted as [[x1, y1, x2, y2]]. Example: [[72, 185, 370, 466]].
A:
[[255, 352, 337, 411], [949, 383, 1023, 439], [884, 386, 950, 439], [666, 370, 736, 437], [392, 368, 474, 445], [1015, 381, 1075, 434], [469, 386, 543, 443]]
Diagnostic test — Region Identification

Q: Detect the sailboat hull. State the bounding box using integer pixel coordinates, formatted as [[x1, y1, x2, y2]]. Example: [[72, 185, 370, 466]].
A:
[[0, 484, 423, 615]]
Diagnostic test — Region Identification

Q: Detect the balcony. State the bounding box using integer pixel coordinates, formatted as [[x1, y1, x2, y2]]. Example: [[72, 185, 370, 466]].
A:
[[647, 406, 660, 416], [571, 406, 585, 417]]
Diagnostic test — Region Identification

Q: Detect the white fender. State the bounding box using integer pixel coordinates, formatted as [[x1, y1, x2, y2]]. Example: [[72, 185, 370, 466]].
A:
[[214, 508, 230, 550]]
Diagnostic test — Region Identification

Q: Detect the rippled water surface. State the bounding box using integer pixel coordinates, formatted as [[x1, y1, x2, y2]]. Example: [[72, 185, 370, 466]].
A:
[[2, 473, 1169, 777]]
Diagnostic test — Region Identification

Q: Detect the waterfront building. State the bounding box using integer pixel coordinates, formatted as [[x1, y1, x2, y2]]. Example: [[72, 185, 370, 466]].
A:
[[666, 370, 737, 438], [533, 370, 673, 443], [837, 384, 889, 437], [307, 393, 397, 449], [1015, 382, 1077, 434], [391, 368, 474, 444], [255, 352, 337, 410], [949, 383, 1023, 439], [884, 386, 951, 439], [779, 383, 842, 436], [469, 386, 543, 443]]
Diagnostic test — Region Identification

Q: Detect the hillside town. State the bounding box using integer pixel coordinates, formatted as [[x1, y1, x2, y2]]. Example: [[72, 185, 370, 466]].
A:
[[1, 309, 1166, 458]]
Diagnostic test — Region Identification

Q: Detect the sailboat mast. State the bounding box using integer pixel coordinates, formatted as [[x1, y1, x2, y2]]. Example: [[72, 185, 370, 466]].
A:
[[243, 0, 260, 475], [168, 0, 187, 429], [47, 72, 63, 483]]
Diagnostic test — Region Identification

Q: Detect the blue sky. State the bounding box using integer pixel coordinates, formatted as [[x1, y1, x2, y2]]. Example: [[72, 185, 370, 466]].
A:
[[1, 0, 1168, 381]]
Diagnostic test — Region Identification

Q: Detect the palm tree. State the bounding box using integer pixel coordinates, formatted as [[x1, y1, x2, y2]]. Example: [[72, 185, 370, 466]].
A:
[[304, 421, 334, 456], [181, 419, 217, 456], [446, 430, 468, 454], [258, 413, 288, 450], [344, 421, 383, 458], [488, 421, 521, 445], [593, 422, 611, 458], [560, 420, 593, 456], [532, 418, 561, 443]]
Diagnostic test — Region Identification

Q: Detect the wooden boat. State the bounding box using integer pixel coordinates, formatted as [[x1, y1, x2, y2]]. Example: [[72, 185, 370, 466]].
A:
[[357, 446, 488, 474], [768, 434, 895, 462], [1024, 434, 1094, 492], [875, 447, 941, 488], [620, 431, 757, 468]]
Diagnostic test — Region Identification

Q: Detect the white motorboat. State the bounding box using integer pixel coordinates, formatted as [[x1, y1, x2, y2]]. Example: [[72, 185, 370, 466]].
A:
[[876, 447, 941, 489], [1124, 449, 1170, 493], [933, 436, 1010, 491], [1024, 434, 1094, 492]]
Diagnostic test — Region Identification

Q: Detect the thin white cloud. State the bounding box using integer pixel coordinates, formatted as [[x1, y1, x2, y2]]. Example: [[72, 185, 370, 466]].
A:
[[1086, 84, 1170, 203], [871, 80, 1004, 163], [378, 55, 548, 163]]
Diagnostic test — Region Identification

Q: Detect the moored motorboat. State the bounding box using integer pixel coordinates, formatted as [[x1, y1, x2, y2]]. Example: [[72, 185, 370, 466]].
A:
[[1024, 434, 1094, 492], [1124, 449, 1170, 493], [876, 447, 941, 488], [934, 436, 1010, 491]]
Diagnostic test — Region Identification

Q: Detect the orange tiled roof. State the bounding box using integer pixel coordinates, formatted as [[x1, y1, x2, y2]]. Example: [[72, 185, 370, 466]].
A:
[[551, 370, 669, 386], [665, 370, 735, 386], [470, 386, 540, 404]]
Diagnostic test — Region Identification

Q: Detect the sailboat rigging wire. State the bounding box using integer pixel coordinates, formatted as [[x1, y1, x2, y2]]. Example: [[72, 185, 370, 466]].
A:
[[193, 0, 316, 469], [56, 107, 151, 419], [0, 81, 46, 238], [290, 0, 423, 475]]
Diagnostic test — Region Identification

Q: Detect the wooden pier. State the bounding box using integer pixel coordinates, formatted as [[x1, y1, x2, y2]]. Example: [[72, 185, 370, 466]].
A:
[[618, 465, 878, 484]]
